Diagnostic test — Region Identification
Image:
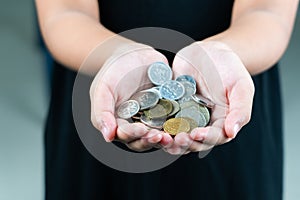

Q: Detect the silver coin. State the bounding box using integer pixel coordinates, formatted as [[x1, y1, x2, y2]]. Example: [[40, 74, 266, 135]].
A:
[[177, 96, 192, 104], [160, 80, 185, 100], [175, 75, 196, 86], [140, 114, 166, 129], [131, 90, 159, 110], [191, 94, 215, 108], [181, 81, 196, 96], [177, 81, 196, 104], [199, 105, 210, 125], [148, 62, 172, 85], [144, 86, 162, 99], [179, 100, 200, 110], [168, 100, 180, 117], [117, 100, 140, 119], [175, 107, 207, 127]]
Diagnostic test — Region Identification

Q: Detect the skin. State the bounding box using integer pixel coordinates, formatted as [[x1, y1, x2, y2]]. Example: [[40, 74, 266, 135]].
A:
[[168, 41, 254, 154], [89, 43, 173, 151], [36, 0, 299, 153]]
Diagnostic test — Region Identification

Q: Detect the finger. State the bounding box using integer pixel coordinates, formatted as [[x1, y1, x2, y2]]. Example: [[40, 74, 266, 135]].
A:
[[164, 140, 189, 155], [175, 43, 230, 98], [172, 53, 198, 77], [127, 129, 163, 152], [190, 119, 232, 146], [126, 139, 152, 152], [172, 48, 217, 101], [173, 132, 212, 152], [188, 141, 214, 152], [174, 132, 192, 147], [160, 132, 174, 148], [90, 82, 117, 142], [141, 129, 163, 143], [116, 119, 149, 142], [172, 53, 210, 97], [225, 78, 254, 138]]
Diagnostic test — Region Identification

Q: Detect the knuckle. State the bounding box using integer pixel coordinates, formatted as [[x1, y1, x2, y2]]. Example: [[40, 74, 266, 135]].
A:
[[126, 141, 149, 152], [89, 79, 96, 98], [90, 115, 98, 129], [249, 82, 255, 96], [245, 114, 251, 124]]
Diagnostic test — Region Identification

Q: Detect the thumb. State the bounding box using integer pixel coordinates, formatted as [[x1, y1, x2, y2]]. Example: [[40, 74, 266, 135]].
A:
[[90, 81, 117, 142], [225, 78, 254, 138], [172, 49, 198, 78]]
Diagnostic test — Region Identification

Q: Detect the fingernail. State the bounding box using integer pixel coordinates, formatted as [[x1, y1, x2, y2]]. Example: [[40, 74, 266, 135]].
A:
[[161, 134, 173, 148], [190, 131, 205, 141], [233, 123, 241, 138], [197, 136, 205, 142], [142, 131, 159, 139], [190, 131, 197, 139], [99, 120, 110, 142], [148, 134, 162, 143]]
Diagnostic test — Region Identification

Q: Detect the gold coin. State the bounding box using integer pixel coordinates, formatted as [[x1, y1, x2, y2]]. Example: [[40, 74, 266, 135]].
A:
[[144, 99, 173, 119], [163, 118, 190, 135], [181, 117, 198, 133]]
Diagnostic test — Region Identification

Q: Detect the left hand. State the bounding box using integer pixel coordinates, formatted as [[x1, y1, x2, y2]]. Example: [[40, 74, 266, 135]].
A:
[[165, 41, 255, 154]]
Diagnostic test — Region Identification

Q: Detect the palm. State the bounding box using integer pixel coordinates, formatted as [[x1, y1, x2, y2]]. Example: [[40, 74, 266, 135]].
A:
[[169, 41, 254, 153], [90, 45, 172, 150]]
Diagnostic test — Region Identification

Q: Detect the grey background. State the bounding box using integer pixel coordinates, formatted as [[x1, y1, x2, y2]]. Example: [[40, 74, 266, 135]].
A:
[[0, 1, 299, 199]]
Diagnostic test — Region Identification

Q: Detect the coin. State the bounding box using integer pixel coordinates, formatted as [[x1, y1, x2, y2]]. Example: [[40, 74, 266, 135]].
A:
[[168, 100, 180, 117], [178, 96, 192, 104], [140, 114, 166, 129], [131, 90, 159, 110], [181, 81, 196, 96], [178, 80, 197, 104], [144, 99, 173, 119], [144, 86, 162, 99], [179, 100, 199, 110], [175, 107, 207, 127], [117, 66, 212, 136], [148, 62, 172, 85], [198, 105, 210, 125], [163, 118, 190, 135], [191, 94, 215, 108], [117, 100, 140, 119], [160, 80, 185, 100], [181, 117, 198, 133], [175, 75, 196, 86]]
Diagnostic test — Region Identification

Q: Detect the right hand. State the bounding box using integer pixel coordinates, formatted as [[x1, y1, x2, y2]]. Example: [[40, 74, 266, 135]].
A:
[[90, 43, 173, 151]]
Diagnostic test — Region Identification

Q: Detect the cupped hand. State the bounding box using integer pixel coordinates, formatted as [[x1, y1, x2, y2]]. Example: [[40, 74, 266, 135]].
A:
[[166, 41, 255, 154], [90, 43, 173, 151]]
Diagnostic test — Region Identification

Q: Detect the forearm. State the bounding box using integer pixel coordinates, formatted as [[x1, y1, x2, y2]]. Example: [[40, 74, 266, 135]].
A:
[[38, 10, 132, 74], [206, 4, 298, 75]]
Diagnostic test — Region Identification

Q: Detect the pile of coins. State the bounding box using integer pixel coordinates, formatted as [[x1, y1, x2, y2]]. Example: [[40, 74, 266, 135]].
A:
[[116, 62, 213, 136]]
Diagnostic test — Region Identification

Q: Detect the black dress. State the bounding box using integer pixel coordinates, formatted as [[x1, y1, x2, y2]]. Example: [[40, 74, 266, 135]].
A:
[[45, 0, 283, 199]]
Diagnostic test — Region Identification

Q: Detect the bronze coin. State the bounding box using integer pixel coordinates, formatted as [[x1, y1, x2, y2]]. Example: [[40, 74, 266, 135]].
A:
[[144, 99, 173, 119]]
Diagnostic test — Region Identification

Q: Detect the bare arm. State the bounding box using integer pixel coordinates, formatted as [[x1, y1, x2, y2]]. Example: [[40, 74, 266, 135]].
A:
[[36, 0, 299, 75], [206, 0, 299, 75], [35, 0, 132, 74]]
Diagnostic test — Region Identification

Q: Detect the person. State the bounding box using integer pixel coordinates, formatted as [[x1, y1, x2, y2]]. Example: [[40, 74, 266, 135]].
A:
[[36, 0, 299, 199]]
